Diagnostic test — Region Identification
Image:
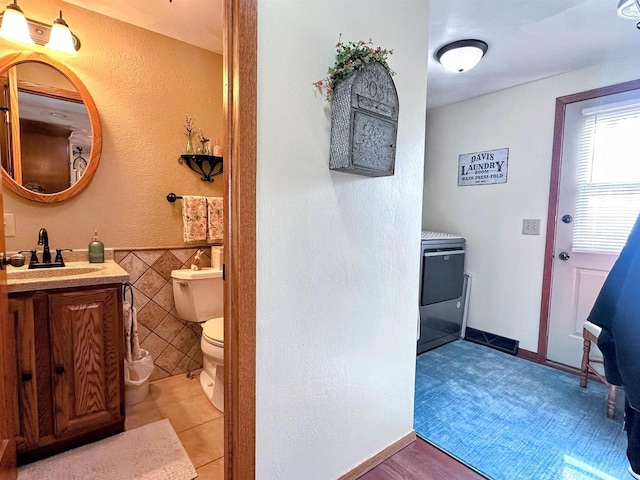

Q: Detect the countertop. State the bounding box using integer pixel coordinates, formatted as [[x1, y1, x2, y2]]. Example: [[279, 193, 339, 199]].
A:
[[7, 260, 130, 293]]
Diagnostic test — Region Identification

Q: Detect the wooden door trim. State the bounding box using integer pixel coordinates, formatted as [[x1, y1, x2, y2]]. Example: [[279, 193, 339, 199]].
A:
[[0, 128, 16, 480], [537, 78, 640, 362], [223, 0, 257, 479]]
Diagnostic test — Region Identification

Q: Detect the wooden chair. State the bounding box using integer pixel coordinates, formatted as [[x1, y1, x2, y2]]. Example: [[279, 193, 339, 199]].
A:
[[581, 321, 618, 419]]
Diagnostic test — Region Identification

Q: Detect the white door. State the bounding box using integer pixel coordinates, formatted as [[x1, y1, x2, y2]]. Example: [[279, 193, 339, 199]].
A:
[[547, 90, 640, 368]]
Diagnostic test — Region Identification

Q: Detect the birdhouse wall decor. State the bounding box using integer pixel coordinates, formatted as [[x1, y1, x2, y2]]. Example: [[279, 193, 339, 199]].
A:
[[329, 61, 399, 177]]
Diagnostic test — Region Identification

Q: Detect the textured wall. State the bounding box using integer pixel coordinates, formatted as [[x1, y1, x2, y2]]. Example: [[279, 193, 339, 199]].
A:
[[256, 1, 429, 478], [2, 0, 223, 252], [423, 54, 640, 353]]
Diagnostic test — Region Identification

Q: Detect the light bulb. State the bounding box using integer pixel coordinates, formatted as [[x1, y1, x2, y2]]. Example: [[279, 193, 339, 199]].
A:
[[0, 2, 34, 45]]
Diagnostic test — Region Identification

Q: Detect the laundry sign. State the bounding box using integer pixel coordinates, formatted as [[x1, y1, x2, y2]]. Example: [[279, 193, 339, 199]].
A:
[[458, 148, 509, 186]]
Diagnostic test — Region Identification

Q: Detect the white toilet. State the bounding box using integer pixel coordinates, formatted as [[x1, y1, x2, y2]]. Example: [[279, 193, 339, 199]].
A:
[[171, 266, 225, 412]]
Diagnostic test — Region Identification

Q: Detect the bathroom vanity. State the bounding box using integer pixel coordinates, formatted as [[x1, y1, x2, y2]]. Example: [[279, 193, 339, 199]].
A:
[[6, 261, 128, 464]]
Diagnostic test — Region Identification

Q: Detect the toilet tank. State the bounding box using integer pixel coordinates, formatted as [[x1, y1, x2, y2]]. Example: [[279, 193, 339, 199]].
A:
[[171, 267, 223, 322]]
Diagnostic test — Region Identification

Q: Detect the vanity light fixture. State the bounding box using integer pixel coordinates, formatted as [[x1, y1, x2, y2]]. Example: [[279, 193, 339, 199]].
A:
[[0, 2, 81, 53], [436, 39, 488, 73], [45, 11, 77, 54], [0, 1, 34, 45]]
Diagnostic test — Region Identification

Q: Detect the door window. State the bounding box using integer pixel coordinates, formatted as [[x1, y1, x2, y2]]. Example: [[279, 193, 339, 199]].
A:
[[573, 98, 640, 253]]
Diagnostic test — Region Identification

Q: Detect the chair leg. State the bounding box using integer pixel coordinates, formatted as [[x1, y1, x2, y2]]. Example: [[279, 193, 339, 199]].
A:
[[580, 335, 590, 388], [606, 385, 618, 419]]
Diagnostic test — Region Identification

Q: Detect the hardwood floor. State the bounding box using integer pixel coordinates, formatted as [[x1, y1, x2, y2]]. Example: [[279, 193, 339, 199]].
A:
[[359, 437, 486, 480]]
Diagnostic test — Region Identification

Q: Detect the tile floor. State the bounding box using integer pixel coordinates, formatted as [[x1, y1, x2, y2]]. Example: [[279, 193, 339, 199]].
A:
[[125, 373, 224, 479]]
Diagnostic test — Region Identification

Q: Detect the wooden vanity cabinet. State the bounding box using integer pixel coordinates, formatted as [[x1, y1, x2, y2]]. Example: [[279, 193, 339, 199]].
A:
[[9, 284, 124, 464]]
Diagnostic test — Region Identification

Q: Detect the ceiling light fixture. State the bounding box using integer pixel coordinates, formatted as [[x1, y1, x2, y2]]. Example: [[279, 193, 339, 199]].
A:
[[617, 0, 640, 29], [0, 1, 33, 45], [618, 0, 640, 18], [0, 2, 81, 53], [436, 39, 488, 74]]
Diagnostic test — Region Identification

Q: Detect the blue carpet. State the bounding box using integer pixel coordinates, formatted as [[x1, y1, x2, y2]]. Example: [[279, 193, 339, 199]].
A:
[[414, 340, 629, 480]]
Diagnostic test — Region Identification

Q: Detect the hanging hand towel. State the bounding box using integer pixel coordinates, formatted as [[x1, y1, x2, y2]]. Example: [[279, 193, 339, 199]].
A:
[[182, 196, 208, 242], [206, 197, 224, 243], [130, 304, 142, 361], [123, 301, 133, 363]]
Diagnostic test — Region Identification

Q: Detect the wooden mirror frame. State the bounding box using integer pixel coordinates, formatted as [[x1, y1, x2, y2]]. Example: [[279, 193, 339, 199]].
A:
[[0, 51, 102, 204]]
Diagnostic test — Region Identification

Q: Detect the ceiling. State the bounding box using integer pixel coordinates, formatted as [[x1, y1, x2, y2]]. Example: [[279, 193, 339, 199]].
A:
[[64, 0, 224, 54], [62, 0, 638, 109], [427, 0, 640, 109]]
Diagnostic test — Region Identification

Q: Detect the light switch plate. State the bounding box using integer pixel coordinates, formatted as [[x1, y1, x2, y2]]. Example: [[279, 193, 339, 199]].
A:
[[522, 218, 541, 235], [4, 214, 15, 237]]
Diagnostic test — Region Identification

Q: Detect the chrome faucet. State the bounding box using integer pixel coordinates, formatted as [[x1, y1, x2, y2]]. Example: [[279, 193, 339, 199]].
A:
[[38, 228, 51, 263]]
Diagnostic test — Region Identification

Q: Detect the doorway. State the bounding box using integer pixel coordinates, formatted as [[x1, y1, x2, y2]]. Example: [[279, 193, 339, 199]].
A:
[[0, 1, 257, 479], [539, 78, 640, 366]]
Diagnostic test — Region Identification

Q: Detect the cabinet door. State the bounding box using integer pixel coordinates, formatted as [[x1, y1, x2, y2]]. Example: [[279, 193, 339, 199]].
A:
[[8, 298, 39, 451], [49, 288, 122, 437]]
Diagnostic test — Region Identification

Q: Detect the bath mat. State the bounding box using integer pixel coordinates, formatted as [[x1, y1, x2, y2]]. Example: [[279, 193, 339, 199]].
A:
[[17, 419, 196, 480], [415, 340, 629, 480]]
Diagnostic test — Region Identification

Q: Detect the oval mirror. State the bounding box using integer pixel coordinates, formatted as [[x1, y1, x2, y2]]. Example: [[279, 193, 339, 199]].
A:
[[0, 52, 101, 203]]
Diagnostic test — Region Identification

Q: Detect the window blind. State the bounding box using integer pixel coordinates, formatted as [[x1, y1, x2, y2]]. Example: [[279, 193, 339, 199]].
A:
[[572, 100, 640, 254]]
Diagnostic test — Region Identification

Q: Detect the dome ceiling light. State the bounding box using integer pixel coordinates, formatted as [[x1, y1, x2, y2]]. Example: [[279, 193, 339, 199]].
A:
[[436, 39, 488, 74], [618, 0, 640, 18], [617, 0, 640, 28]]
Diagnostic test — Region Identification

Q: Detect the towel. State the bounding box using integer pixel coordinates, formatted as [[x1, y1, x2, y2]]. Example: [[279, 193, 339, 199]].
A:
[[130, 304, 141, 361], [206, 197, 224, 243], [182, 196, 208, 242], [124, 301, 132, 363], [123, 301, 142, 362]]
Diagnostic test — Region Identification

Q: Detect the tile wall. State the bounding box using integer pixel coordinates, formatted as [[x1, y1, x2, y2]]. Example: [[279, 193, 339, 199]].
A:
[[116, 248, 212, 381]]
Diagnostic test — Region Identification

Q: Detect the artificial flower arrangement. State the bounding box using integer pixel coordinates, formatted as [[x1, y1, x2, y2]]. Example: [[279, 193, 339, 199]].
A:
[[315, 36, 394, 101]]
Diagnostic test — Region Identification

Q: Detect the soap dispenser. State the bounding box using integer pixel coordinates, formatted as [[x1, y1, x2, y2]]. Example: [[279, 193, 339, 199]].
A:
[[88, 230, 104, 263]]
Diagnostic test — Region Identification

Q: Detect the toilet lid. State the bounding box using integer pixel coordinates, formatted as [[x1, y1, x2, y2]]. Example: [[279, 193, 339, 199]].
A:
[[203, 317, 224, 346]]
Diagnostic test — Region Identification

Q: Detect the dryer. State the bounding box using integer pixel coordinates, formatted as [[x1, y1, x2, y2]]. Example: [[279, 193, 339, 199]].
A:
[[418, 231, 467, 354]]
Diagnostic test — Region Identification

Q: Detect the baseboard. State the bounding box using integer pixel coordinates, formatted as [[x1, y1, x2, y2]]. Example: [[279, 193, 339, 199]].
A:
[[337, 430, 415, 480], [516, 348, 538, 362]]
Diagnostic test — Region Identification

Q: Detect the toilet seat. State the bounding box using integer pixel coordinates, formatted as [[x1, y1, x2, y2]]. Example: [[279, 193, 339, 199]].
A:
[[203, 317, 224, 347]]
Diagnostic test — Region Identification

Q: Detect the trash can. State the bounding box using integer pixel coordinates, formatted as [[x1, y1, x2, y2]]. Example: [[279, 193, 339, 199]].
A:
[[124, 349, 154, 406]]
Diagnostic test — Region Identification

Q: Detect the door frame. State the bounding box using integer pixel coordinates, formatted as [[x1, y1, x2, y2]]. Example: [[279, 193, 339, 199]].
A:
[[536, 78, 640, 363], [223, 0, 257, 479], [0, 170, 15, 480]]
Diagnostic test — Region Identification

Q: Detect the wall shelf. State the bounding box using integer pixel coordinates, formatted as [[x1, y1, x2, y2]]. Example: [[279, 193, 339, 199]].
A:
[[178, 154, 223, 182]]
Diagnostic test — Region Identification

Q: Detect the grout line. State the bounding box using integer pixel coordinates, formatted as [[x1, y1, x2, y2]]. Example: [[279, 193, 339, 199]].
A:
[[175, 416, 223, 435], [195, 455, 224, 471]]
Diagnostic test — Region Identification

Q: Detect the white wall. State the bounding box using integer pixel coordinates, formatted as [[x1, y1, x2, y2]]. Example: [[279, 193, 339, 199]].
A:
[[423, 54, 640, 353], [256, 1, 429, 478]]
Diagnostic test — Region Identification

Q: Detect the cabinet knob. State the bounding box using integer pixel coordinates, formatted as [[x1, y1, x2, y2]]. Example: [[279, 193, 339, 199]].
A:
[[21, 372, 32, 382], [55, 366, 65, 375]]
